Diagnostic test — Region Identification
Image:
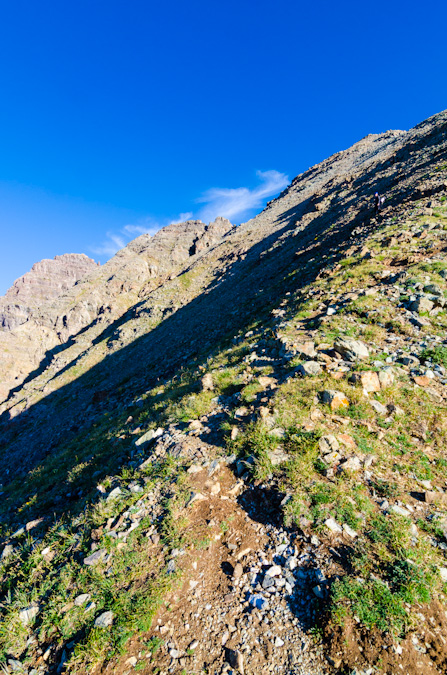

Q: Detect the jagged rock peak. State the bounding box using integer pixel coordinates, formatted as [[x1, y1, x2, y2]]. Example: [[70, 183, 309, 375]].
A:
[[122, 217, 233, 258], [3, 253, 99, 306]]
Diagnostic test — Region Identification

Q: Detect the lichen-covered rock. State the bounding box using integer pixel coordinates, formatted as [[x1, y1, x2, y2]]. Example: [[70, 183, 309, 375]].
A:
[[322, 390, 350, 411]]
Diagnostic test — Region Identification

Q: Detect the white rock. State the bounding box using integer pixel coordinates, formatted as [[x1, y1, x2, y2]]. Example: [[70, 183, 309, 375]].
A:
[[342, 524, 358, 539], [439, 567, 447, 582], [265, 565, 282, 578], [125, 656, 138, 666], [370, 399, 388, 415], [274, 636, 285, 647], [390, 504, 411, 517], [94, 611, 114, 628], [19, 605, 39, 626], [1, 544, 14, 560], [74, 593, 91, 606], [324, 517, 343, 534]]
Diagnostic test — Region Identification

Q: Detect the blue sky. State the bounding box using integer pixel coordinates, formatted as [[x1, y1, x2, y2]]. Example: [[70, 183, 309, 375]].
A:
[[1, 0, 446, 294]]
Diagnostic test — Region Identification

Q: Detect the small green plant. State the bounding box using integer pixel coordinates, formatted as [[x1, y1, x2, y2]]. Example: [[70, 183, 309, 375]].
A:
[[420, 346, 447, 368]]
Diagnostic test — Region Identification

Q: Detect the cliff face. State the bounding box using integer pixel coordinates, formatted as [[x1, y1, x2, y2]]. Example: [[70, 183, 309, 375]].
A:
[[0, 218, 233, 401], [0, 254, 99, 330]]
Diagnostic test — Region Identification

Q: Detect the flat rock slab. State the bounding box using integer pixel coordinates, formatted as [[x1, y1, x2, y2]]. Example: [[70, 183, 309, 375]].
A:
[[83, 549, 107, 566]]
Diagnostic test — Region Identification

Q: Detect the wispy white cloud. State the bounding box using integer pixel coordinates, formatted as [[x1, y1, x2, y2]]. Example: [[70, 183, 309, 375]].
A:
[[91, 215, 186, 257], [91, 171, 288, 260], [196, 170, 289, 223], [91, 232, 127, 256]]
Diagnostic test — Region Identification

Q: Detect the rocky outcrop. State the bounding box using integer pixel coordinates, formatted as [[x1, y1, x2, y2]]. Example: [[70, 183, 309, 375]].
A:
[[0, 218, 233, 401], [0, 254, 99, 331]]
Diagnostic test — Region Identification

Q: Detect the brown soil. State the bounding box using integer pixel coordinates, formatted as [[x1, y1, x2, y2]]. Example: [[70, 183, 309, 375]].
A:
[[326, 599, 447, 674]]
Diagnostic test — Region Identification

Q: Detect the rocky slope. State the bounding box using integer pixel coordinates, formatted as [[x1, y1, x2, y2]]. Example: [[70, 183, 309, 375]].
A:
[[0, 217, 233, 402], [0, 254, 99, 400], [0, 110, 447, 675]]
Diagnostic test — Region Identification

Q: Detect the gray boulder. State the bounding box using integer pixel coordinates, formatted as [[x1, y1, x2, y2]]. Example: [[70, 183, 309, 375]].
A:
[[334, 337, 369, 361]]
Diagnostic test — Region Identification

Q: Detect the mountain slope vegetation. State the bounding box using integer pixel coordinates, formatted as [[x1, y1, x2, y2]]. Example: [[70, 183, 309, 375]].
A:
[[1, 110, 447, 675]]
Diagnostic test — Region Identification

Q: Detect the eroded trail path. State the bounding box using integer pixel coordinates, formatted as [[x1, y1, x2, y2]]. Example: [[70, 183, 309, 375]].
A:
[[104, 454, 329, 675]]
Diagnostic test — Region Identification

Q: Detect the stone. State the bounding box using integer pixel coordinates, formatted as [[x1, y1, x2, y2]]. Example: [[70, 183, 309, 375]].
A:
[[295, 341, 317, 358], [267, 447, 289, 465], [424, 283, 443, 296], [1, 544, 14, 560], [230, 426, 240, 440], [83, 549, 107, 566], [266, 565, 282, 577], [413, 375, 431, 387], [125, 656, 138, 667], [312, 585, 325, 598], [134, 427, 163, 448], [342, 523, 358, 538], [337, 433, 356, 450], [296, 361, 321, 377], [186, 491, 206, 507], [25, 517, 44, 532], [357, 371, 381, 393], [227, 649, 244, 674], [234, 407, 249, 419], [19, 605, 39, 626], [323, 450, 341, 466], [189, 640, 199, 651], [94, 610, 114, 628], [322, 390, 349, 411], [258, 376, 277, 388], [233, 563, 243, 579], [274, 636, 285, 647], [325, 517, 343, 534], [262, 574, 276, 590], [390, 505, 411, 517], [107, 487, 123, 501], [248, 593, 268, 610], [439, 568, 447, 582], [74, 593, 91, 606], [423, 491, 447, 507], [370, 399, 388, 415], [210, 482, 221, 495], [410, 296, 434, 314], [319, 434, 339, 454], [201, 373, 214, 391], [334, 336, 369, 361], [339, 456, 362, 473], [399, 354, 420, 367]]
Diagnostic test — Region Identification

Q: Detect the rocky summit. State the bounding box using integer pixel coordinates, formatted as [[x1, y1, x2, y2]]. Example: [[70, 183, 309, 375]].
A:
[[0, 217, 232, 403], [1, 110, 447, 675]]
